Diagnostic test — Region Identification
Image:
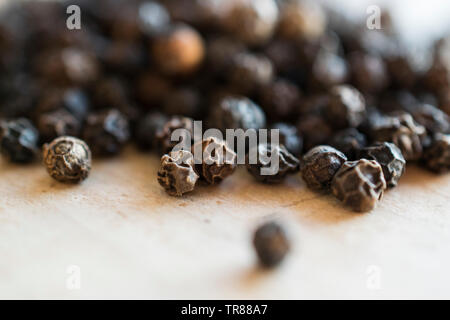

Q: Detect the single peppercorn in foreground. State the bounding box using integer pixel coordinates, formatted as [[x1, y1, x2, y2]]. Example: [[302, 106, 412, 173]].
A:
[[253, 221, 290, 268]]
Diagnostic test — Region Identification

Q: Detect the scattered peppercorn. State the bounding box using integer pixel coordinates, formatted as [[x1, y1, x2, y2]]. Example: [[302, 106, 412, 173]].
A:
[[246, 143, 300, 184], [301, 145, 347, 191], [37, 109, 81, 143], [359, 142, 406, 188], [155, 116, 194, 155], [326, 85, 366, 129], [157, 150, 199, 196], [422, 133, 450, 173], [43, 136, 91, 183], [270, 123, 303, 156], [135, 112, 168, 151], [328, 128, 367, 160], [0, 118, 39, 163], [253, 221, 290, 268], [331, 159, 387, 212]]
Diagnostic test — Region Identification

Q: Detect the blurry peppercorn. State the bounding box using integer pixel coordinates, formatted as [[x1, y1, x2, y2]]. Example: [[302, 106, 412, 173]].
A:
[[135, 72, 172, 107], [270, 123, 303, 156], [162, 87, 201, 118], [208, 95, 266, 132], [156, 116, 194, 155], [360, 142, 406, 188], [311, 51, 349, 89], [83, 109, 130, 156], [301, 145, 347, 191], [326, 85, 366, 129], [206, 37, 245, 77], [348, 52, 388, 93], [385, 54, 416, 89], [37, 109, 82, 143], [328, 128, 367, 160], [92, 77, 129, 110], [192, 136, 237, 184], [253, 221, 290, 268], [0, 118, 39, 163], [422, 133, 450, 174], [135, 112, 168, 151], [157, 150, 199, 196], [246, 143, 300, 184], [259, 78, 301, 123], [407, 103, 450, 134], [152, 24, 205, 76], [297, 114, 333, 151], [332, 159, 387, 212], [43, 136, 91, 183]]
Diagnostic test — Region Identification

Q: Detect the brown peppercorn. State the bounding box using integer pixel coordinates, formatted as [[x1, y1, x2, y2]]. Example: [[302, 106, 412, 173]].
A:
[[253, 221, 290, 268], [326, 85, 366, 129], [331, 159, 387, 212], [156, 116, 194, 155], [348, 52, 388, 93], [135, 72, 172, 107], [246, 143, 300, 184], [37, 109, 81, 143], [222, 0, 279, 46], [301, 145, 347, 191], [192, 137, 237, 184], [43, 136, 91, 183], [83, 109, 130, 156], [152, 24, 205, 75], [422, 133, 450, 174], [359, 142, 406, 188], [162, 87, 201, 118], [328, 128, 367, 160], [297, 114, 333, 151], [157, 150, 199, 196]]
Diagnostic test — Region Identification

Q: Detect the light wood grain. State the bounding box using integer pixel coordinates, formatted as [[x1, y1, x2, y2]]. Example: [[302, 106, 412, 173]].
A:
[[0, 147, 449, 299]]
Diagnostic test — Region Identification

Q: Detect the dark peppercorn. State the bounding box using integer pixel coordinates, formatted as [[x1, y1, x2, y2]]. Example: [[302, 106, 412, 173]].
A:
[[331, 159, 387, 212], [348, 52, 388, 93], [246, 143, 300, 184], [208, 95, 266, 132], [192, 136, 237, 184], [385, 54, 416, 89], [83, 109, 130, 156], [297, 114, 333, 151], [326, 85, 366, 129], [157, 150, 199, 196], [162, 87, 201, 118], [311, 51, 349, 89], [37, 109, 82, 143], [360, 142, 406, 188], [270, 123, 303, 156], [0, 118, 39, 163], [301, 145, 347, 191], [368, 111, 426, 161], [135, 72, 172, 107], [152, 24, 205, 76], [408, 103, 449, 134], [156, 116, 194, 155], [228, 52, 274, 95], [135, 112, 168, 151], [92, 77, 129, 110], [328, 128, 367, 160], [253, 221, 290, 268], [259, 79, 301, 122], [422, 133, 450, 174], [43, 136, 91, 183], [206, 37, 245, 76], [138, 1, 171, 37]]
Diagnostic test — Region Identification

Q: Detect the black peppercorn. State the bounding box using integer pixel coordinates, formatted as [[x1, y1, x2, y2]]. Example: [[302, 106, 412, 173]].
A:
[[37, 108, 82, 143], [301, 145, 347, 191], [43, 136, 91, 183], [422, 133, 450, 174], [206, 37, 245, 77], [270, 123, 303, 156], [253, 221, 290, 268], [162, 87, 201, 118], [83, 109, 130, 156], [157, 150, 199, 196], [92, 77, 129, 110], [135, 112, 168, 151], [348, 52, 388, 93], [359, 142, 406, 188], [408, 103, 449, 134], [155, 116, 194, 155], [297, 114, 333, 151], [246, 143, 300, 184], [311, 51, 349, 89], [135, 72, 172, 107], [328, 128, 367, 160], [326, 85, 366, 129], [331, 159, 387, 212], [0, 118, 39, 163], [192, 137, 237, 184], [259, 79, 301, 123], [208, 95, 266, 132]]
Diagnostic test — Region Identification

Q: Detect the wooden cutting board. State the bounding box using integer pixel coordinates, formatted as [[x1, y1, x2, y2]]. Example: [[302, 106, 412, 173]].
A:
[[0, 147, 449, 299]]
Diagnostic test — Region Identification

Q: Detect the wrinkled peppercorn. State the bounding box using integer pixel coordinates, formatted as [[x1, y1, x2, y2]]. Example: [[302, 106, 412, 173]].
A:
[[156, 116, 194, 155], [408, 103, 449, 134], [331, 159, 387, 212], [0, 118, 39, 163], [43, 136, 91, 183], [301, 145, 347, 191], [37, 109, 82, 143], [192, 136, 237, 184], [208, 95, 266, 132], [246, 143, 300, 184], [329, 128, 367, 160], [135, 112, 168, 151], [270, 123, 303, 156], [259, 79, 301, 122], [83, 109, 130, 156], [422, 133, 450, 173], [326, 85, 366, 129], [157, 150, 199, 196], [360, 142, 406, 188], [253, 221, 290, 268], [152, 24, 205, 75]]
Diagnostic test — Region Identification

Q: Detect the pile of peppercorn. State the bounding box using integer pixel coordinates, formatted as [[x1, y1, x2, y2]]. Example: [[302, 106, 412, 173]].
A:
[[0, 0, 449, 214]]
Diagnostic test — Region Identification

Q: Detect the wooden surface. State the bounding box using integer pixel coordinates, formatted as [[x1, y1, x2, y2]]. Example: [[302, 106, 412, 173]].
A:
[[0, 147, 449, 299]]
